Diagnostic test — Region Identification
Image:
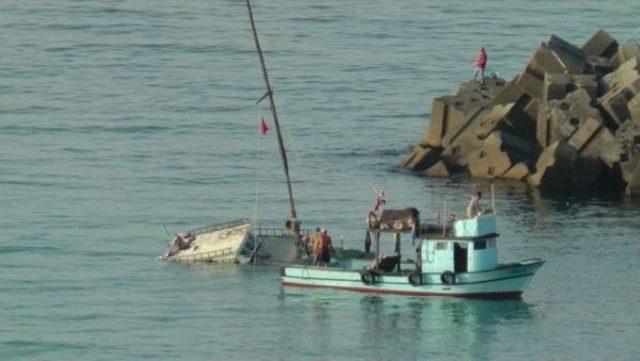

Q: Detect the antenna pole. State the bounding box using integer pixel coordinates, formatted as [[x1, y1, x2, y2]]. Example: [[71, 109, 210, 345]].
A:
[[491, 183, 496, 213], [246, 0, 298, 223], [443, 198, 447, 237]]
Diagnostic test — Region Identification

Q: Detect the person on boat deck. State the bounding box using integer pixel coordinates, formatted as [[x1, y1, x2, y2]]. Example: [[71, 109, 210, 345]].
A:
[[164, 232, 195, 258], [372, 190, 386, 217], [467, 191, 483, 218], [314, 228, 332, 266], [364, 230, 372, 254], [472, 46, 488, 85], [301, 231, 311, 255], [322, 229, 332, 265], [309, 226, 321, 256]]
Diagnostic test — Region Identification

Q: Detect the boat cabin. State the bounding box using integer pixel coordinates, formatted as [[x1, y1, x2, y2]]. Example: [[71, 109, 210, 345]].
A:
[[420, 213, 498, 274]]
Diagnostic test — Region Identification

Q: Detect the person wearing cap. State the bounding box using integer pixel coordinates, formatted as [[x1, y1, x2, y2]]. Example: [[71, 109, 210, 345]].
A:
[[472, 46, 488, 85]]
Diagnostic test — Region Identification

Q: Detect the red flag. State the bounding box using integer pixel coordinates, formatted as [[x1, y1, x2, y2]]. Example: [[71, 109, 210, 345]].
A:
[[258, 116, 270, 135]]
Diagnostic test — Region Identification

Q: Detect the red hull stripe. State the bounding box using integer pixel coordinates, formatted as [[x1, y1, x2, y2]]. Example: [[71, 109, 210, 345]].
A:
[[281, 281, 522, 299]]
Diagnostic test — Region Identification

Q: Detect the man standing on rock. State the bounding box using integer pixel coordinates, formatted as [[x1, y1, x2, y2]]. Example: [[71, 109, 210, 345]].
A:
[[473, 46, 487, 85]]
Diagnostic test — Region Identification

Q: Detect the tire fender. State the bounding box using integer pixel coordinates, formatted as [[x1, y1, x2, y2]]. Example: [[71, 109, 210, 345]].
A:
[[440, 271, 456, 284], [360, 270, 377, 284], [408, 272, 422, 286]]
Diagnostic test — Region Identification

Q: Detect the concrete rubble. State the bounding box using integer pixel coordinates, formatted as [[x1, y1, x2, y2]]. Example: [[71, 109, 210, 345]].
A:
[[401, 29, 640, 196]]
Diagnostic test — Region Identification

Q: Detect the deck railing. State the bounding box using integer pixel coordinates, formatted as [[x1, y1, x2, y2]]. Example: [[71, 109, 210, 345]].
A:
[[254, 227, 306, 237], [188, 219, 252, 236]]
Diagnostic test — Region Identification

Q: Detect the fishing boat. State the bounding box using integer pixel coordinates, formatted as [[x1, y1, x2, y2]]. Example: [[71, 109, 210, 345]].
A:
[[281, 209, 544, 299], [160, 0, 303, 264]]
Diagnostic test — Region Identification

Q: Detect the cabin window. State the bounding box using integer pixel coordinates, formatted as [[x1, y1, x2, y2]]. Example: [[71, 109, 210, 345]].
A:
[[436, 242, 448, 250], [474, 241, 487, 250]]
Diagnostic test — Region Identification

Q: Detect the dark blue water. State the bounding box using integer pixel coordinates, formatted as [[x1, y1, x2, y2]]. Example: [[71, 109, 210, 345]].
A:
[[2, 1, 640, 360]]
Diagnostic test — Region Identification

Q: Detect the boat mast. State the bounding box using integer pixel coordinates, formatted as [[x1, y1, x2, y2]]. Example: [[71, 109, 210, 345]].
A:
[[246, 0, 298, 227]]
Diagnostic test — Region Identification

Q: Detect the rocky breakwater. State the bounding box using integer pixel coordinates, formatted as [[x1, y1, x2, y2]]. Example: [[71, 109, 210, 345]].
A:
[[400, 29, 640, 195]]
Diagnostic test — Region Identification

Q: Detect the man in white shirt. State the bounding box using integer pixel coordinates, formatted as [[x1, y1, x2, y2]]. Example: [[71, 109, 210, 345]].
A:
[[466, 192, 482, 218]]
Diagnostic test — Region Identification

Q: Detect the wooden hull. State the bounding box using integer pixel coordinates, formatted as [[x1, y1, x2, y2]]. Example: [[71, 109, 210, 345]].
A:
[[281, 259, 544, 298]]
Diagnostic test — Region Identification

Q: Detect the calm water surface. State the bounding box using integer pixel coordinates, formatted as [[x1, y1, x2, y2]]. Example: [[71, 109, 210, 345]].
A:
[[2, 1, 640, 360]]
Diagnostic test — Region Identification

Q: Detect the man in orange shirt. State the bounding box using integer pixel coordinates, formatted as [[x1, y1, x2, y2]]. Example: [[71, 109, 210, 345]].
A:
[[313, 228, 333, 266]]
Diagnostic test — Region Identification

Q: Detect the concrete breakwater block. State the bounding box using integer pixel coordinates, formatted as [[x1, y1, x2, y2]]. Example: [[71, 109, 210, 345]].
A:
[[598, 57, 640, 126], [611, 42, 640, 69], [543, 73, 598, 102], [599, 81, 640, 127], [523, 35, 586, 81], [566, 117, 602, 152], [423, 160, 452, 178], [529, 140, 604, 190], [629, 93, 640, 122], [547, 35, 588, 74], [467, 131, 537, 178], [401, 145, 443, 171], [501, 162, 530, 181], [537, 74, 598, 147], [600, 56, 640, 93], [516, 71, 544, 100], [615, 118, 640, 160], [568, 117, 619, 167], [582, 29, 619, 59], [528, 141, 577, 189], [538, 88, 603, 147], [530, 118, 613, 190], [620, 154, 640, 195], [458, 77, 508, 99], [423, 95, 477, 147], [421, 78, 506, 148], [401, 29, 640, 195]]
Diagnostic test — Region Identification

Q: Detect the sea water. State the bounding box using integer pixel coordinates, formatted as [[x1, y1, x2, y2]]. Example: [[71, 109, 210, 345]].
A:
[[2, 1, 640, 360]]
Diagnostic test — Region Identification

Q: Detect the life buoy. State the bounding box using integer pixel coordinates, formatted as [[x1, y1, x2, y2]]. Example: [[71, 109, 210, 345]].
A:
[[360, 270, 377, 284], [408, 272, 422, 286], [440, 271, 456, 284]]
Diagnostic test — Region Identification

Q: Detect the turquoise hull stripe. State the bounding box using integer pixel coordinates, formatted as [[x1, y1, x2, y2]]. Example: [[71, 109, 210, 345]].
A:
[[283, 272, 535, 285]]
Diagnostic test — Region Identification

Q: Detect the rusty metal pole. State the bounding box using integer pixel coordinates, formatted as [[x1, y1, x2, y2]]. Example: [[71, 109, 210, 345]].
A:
[[246, 0, 298, 227]]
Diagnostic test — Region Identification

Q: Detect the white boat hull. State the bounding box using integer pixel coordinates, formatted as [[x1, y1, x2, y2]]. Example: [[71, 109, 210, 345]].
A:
[[164, 220, 255, 264], [163, 221, 301, 265], [282, 259, 544, 298]]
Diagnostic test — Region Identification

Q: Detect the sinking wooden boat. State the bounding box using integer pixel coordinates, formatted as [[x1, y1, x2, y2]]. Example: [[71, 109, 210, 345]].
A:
[[282, 212, 544, 299], [161, 1, 304, 264], [162, 219, 304, 264], [163, 219, 256, 264]]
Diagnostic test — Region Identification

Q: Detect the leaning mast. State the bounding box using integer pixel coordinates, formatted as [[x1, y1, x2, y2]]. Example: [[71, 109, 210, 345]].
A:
[[246, 0, 298, 229]]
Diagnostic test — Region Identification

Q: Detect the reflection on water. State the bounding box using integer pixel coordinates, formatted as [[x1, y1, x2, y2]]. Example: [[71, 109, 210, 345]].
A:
[[281, 287, 533, 360]]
